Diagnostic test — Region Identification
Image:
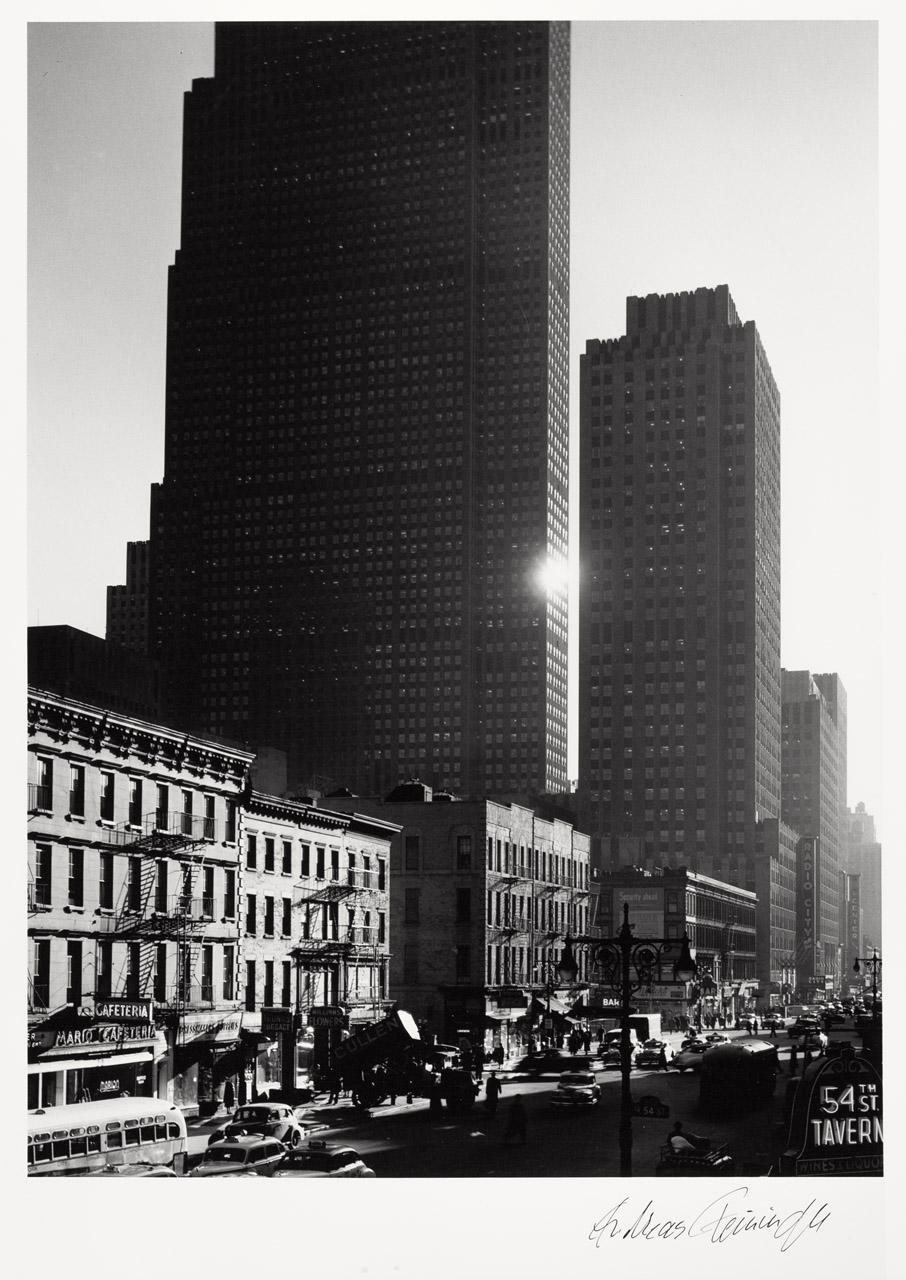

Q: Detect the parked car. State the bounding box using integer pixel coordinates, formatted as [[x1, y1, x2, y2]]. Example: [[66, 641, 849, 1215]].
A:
[[703, 1032, 730, 1044], [550, 1071, 601, 1108], [635, 1039, 674, 1069], [272, 1141, 376, 1177], [207, 1102, 326, 1149], [673, 1042, 709, 1072], [190, 1135, 288, 1177]]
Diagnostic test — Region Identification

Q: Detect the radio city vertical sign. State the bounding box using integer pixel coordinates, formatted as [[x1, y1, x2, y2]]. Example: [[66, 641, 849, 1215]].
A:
[[797, 837, 818, 981], [782, 1045, 882, 1175]]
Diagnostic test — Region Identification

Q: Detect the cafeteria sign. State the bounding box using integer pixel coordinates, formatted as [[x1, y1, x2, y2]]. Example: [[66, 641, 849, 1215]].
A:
[[781, 1043, 882, 1176]]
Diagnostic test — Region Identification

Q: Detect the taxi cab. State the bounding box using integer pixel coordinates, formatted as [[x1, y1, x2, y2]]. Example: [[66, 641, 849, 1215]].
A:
[[271, 1139, 376, 1178], [189, 1135, 287, 1177]]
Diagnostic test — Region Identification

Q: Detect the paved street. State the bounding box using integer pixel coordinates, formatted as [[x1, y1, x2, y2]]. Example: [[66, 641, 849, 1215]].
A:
[[187, 1025, 863, 1177]]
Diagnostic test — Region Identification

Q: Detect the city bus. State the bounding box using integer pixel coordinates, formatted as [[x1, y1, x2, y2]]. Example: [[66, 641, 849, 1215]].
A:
[[27, 1097, 187, 1176]]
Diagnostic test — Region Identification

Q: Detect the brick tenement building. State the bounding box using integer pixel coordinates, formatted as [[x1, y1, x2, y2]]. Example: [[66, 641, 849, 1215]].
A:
[[328, 782, 590, 1049], [238, 791, 397, 1094], [27, 687, 254, 1115]]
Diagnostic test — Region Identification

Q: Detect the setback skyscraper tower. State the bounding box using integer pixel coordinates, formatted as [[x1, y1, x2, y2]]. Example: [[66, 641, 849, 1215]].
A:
[[149, 21, 570, 798], [578, 286, 782, 892]]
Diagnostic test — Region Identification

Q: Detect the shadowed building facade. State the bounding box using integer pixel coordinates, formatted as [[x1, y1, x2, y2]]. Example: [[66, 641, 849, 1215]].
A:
[[147, 21, 570, 799], [578, 286, 782, 904]]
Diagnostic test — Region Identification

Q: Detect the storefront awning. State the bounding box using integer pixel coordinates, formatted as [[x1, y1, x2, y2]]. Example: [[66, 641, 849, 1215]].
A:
[[239, 1029, 276, 1049], [35, 1044, 154, 1064], [484, 1010, 523, 1023]]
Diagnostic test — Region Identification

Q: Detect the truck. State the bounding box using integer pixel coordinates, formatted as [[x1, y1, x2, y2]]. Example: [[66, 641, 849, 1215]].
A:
[[601, 1014, 662, 1045]]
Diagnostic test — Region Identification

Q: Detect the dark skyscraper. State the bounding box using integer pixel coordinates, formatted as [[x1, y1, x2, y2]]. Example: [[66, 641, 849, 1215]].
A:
[[149, 21, 570, 798], [578, 286, 782, 891]]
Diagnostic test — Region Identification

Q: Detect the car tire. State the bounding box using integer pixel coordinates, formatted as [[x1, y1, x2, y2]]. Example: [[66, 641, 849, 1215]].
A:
[[290, 1130, 301, 1148]]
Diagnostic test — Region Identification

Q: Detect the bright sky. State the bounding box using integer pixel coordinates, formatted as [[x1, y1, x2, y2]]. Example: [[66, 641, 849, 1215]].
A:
[[27, 19, 881, 831]]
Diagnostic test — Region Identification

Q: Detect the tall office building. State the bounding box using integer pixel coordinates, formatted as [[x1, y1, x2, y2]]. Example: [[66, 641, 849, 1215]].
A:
[[578, 286, 782, 893], [148, 21, 570, 799], [106, 541, 150, 655], [781, 670, 847, 987], [841, 801, 881, 950]]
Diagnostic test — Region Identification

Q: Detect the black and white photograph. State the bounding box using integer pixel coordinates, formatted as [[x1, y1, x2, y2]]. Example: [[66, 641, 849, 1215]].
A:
[[17, 5, 896, 1277]]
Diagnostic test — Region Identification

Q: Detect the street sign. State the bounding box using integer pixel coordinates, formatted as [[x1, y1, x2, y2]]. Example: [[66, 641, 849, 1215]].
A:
[[632, 1095, 670, 1118], [310, 1007, 348, 1029]]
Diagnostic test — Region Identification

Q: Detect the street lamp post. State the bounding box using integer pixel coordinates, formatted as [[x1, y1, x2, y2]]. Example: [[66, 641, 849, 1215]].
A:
[[853, 949, 882, 1011], [557, 903, 697, 1178]]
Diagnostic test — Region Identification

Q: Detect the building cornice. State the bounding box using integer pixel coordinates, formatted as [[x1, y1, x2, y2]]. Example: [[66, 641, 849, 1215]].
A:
[[28, 687, 255, 788]]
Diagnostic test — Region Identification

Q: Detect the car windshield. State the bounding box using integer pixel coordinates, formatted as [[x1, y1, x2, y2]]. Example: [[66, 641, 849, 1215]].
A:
[[561, 1074, 595, 1086], [232, 1107, 273, 1123], [206, 1147, 251, 1163]]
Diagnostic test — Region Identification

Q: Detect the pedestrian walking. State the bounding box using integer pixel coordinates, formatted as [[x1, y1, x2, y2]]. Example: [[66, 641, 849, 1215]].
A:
[[789, 1043, 798, 1075], [473, 1048, 485, 1081], [222, 1077, 235, 1112], [326, 1070, 341, 1105], [485, 1070, 502, 1117], [503, 1094, 527, 1144], [493, 1043, 504, 1068], [752, 1017, 759, 1036], [658, 1045, 668, 1071]]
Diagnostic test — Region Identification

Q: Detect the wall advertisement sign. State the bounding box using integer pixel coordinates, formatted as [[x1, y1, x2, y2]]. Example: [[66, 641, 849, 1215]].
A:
[[797, 838, 817, 981], [782, 1045, 882, 1176], [179, 1009, 243, 1043], [613, 887, 664, 939]]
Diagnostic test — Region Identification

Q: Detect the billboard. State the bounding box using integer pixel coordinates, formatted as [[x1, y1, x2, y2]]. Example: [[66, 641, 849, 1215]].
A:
[[613, 887, 664, 939]]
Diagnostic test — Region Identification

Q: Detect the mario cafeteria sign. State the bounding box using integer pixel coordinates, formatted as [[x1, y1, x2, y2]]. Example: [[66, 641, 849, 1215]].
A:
[[782, 1043, 882, 1176]]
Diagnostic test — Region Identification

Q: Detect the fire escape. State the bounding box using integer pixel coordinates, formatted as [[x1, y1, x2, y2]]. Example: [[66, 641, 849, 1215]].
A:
[[293, 866, 385, 1014], [101, 810, 212, 1041]]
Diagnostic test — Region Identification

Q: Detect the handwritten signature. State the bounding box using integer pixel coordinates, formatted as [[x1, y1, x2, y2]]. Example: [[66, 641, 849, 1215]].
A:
[[589, 1186, 831, 1253]]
